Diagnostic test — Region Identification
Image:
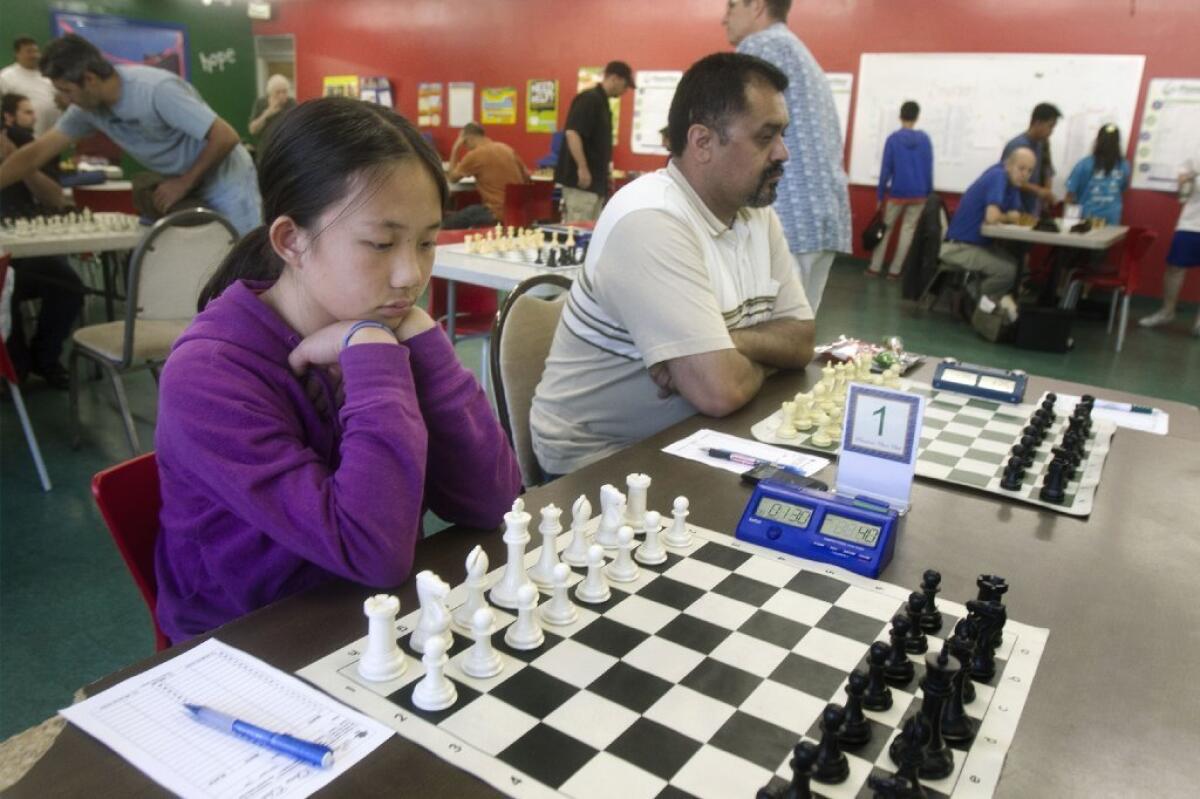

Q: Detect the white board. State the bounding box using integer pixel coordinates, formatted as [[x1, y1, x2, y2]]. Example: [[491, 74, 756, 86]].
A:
[[1132, 77, 1200, 191], [848, 53, 1145, 195], [448, 82, 474, 128], [826, 72, 853, 152]]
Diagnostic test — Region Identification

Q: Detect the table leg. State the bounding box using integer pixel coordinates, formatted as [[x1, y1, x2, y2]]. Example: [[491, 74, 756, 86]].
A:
[[446, 280, 458, 343], [101, 253, 117, 321]]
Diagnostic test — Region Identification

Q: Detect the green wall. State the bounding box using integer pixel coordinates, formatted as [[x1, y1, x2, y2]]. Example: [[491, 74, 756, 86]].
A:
[[0, 0, 257, 138]]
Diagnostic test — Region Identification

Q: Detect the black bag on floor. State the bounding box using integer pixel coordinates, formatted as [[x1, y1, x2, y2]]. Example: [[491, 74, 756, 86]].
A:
[[1014, 305, 1073, 352], [861, 210, 887, 252]]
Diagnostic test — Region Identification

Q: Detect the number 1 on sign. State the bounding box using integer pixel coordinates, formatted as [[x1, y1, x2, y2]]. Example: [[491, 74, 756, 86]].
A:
[[873, 406, 885, 435]]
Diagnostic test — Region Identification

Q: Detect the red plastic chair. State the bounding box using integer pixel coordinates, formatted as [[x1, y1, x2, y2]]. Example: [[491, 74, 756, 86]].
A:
[[1061, 226, 1157, 352], [0, 258, 52, 491], [92, 452, 170, 651], [502, 182, 558, 228]]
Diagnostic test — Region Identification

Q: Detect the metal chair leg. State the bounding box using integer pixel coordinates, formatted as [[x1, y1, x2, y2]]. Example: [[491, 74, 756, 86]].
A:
[[1106, 290, 1119, 334], [1061, 280, 1082, 310], [7, 378, 52, 491], [69, 348, 83, 449], [1116, 292, 1130, 353], [104, 364, 141, 454], [480, 337, 491, 398], [149, 364, 162, 385]]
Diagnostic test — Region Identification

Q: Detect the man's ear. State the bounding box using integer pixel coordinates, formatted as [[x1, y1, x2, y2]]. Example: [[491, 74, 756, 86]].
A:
[[688, 123, 715, 165], [269, 215, 307, 268]]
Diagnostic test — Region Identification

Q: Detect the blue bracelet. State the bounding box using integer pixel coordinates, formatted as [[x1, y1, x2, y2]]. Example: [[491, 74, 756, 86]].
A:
[[342, 320, 393, 349]]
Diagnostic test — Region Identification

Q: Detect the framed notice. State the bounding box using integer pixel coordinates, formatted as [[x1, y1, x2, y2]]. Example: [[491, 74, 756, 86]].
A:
[[1133, 78, 1200, 191], [837, 384, 925, 512], [481, 86, 518, 125], [418, 82, 443, 127], [448, 82, 474, 128], [322, 75, 360, 98], [631, 70, 682, 155], [527, 79, 558, 133]]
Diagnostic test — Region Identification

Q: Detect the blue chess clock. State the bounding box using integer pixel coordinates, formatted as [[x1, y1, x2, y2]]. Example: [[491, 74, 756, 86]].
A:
[[932, 358, 1027, 404], [735, 480, 900, 578]]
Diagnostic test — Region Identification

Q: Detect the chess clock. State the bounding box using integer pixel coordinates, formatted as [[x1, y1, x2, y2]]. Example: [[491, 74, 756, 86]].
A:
[[735, 480, 900, 578], [932, 358, 1027, 404]]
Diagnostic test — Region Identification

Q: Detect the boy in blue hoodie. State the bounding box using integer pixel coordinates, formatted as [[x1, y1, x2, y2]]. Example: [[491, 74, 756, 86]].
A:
[[868, 101, 933, 278]]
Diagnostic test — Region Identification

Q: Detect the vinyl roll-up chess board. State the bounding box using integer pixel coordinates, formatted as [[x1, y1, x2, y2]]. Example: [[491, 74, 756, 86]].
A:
[[299, 511, 1047, 799], [751, 386, 1115, 517]]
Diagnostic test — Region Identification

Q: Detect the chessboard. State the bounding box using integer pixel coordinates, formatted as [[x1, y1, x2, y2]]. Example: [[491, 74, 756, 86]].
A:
[[0, 209, 141, 239], [752, 379, 1115, 517], [300, 479, 1048, 799], [455, 224, 587, 268]]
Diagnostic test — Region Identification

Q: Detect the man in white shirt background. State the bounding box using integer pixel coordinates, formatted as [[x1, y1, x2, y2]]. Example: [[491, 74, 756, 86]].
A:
[[0, 36, 61, 136]]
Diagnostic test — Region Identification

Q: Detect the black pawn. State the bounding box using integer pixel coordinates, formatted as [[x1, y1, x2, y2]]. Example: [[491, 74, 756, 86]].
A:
[[950, 618, 977, 705], [545, 247, 558, 267], [902, 593, 929, 654], [812, 704, 851, 784], [788, 740, 817, 799], [839, 670, 872, 749], [918, 570, 943, 633], [939, 640, 978, 745], [863, 641, 894, 711], [884, 615, 916, 686], [883, 714, 930, 795], [999, 460, 1025, 491], [1039, 460, 1067, 504], [534, 246, 544, 265]]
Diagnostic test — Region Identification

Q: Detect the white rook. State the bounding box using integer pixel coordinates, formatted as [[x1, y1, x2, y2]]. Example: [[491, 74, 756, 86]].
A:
[[358, 594, 406, 682]]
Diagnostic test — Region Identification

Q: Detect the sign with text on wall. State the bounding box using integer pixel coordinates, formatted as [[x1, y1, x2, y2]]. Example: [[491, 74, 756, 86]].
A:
[[322, 75, 360, 98], [1132, 77, 1200, 191], [631, 70, 682, 156], [577, 66, 619, 147], [481, 86, 518, 125], [527, 79, 559, 133], [837, 384, 925, 513], [418, 82, 443, 127], [448, 82, 474, 128]]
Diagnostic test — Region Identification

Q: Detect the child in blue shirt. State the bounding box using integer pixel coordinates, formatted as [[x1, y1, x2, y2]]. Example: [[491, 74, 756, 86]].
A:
[[1065, 125, 1130, 226]]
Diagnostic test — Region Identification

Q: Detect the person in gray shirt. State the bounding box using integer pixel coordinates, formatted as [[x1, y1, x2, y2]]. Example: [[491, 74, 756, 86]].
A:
[[0, 34, 260, 234]]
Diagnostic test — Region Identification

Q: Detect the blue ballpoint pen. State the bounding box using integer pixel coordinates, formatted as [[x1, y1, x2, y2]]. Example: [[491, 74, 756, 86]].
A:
[[704, 447, 808, 476], [184, 703, 334, 768]]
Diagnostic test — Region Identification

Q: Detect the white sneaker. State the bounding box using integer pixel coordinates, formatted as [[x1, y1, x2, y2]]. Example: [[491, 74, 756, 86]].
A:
[[1138, 309, 1175, 328]]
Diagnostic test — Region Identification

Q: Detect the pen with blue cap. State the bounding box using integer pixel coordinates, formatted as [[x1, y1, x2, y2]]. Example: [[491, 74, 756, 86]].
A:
[[184, 703, 334, 768], [704, 447, 809, 476]]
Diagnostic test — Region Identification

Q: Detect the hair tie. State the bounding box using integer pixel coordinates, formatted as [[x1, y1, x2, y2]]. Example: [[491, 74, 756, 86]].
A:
[[342, 320, 392, 349]]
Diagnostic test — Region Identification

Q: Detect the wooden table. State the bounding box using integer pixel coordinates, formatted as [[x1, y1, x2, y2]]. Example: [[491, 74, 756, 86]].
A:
[[11, 364, 1200, 798], [979, 221, 1127, 251]]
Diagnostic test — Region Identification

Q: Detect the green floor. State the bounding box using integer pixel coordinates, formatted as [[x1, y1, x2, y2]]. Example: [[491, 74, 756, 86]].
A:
[[2, 259, 1197, 741]]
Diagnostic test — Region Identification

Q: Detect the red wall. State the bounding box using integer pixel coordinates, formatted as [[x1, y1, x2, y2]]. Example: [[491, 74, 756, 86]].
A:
[[255, 0, 1200, 300]]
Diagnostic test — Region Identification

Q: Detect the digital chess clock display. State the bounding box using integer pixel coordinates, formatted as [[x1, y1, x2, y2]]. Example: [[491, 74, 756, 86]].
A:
[[819, 514, 883, 546], [941, 367, 1016, 393], [754, 497, 813, 527]]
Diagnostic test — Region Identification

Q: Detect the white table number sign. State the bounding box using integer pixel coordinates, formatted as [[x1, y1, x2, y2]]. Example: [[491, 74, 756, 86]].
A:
[[837, 384, 925, 512]]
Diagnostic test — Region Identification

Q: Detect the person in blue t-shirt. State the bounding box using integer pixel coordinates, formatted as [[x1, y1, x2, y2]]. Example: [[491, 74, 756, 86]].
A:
[[1002, 102, 1061, 214], [868, 100, 934, 278], [940, 148, 1034, 308], [1065, 124, 1130, 226]]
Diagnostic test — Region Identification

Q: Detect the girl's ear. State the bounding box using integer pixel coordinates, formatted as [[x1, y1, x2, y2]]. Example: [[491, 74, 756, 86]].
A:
[[268, 215, 307, 268]]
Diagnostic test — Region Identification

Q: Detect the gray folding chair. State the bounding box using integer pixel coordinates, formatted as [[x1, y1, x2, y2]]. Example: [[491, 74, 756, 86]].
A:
[[69, 208, 238, 454]]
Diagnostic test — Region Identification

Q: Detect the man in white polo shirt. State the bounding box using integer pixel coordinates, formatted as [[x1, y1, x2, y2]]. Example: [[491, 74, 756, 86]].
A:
[[531, 52, 815, 476]]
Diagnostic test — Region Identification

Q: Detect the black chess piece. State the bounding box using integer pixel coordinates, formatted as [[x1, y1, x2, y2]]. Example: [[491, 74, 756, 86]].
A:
[[788, 740, 817, 798], [534, 246, 544, 265], [975, 575, 1008, 604], [838, 670, 872, 749], [884, 615, 916, 687], [1022, 424, 1045, 445], [902, 593, 929, 654], [863, 641, 894, 711], [939, 639, 978, 745], [812, 703, 851, 784], [918, 570, 943, 633], [965, 599, 1004, 683], [949, 618, 977, 704], [911, 650, 958, 780], [1000, 460, 1025, 491], [1039, 459, 1067, 503], [886, 712, 929, 781], [545, 247, 558, 267]]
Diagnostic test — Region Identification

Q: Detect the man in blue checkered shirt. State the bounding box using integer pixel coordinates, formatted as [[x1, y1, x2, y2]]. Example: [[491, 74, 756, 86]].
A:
[[725, 0, 851, 312]]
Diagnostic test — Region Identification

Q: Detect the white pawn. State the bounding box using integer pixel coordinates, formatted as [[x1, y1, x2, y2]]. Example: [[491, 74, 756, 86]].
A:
[[527, 504, 563, 587], [412, 636, 457, 711], [490, 498, 534, 609], [540, 563, 579, 626], [358, 594, 406, 682], [410, 571, 452, 655], [664, 496, 692, 548], [605, 526, 639, 583], [884, 364, 902, 389], [625, 473, 651, 531], [635, 511, 667, 565], [561, 494, 592, 567], [777, 401, 798, 438], [504, 584, 545, 650], [452, 546, 489, 631], [811, 421, 834, 448], [461, 607, 503, 679], [575, 544, 611, 604], [594, 484, 625, 548]]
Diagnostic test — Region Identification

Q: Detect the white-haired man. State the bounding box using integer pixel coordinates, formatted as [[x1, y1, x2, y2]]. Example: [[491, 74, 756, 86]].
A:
[[248, 73, 296, 157]]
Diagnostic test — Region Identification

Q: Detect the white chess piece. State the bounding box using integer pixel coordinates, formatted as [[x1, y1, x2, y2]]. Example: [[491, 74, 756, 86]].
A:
[[527, 504, 563, 587], [635, 511, 667, 565], [490, 499, 534, 609], [540, 563, 579, 626], [357, 594, 406, 682], [821, 363, 836, 386], [412, 636, 457, 711], [452, 546, 489, 631], [410, 571, 452, 655], [461, 607, 503, 679], [503, 584, 545, 650], [575, 544, 611, 604], [594, 484, 625, 548], [811, 420, 833, 448], [664, 496, 692, 548], [625, 473, 651, 531], [794, 395, 814, 431], [605, 526, 639, 583], [777, 401, 798, 438], [884, 364, 902, 389], [561, 494, 592, 567]]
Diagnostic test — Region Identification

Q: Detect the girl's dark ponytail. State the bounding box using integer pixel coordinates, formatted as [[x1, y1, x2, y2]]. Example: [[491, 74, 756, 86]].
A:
[[197, 225, 281, 312]]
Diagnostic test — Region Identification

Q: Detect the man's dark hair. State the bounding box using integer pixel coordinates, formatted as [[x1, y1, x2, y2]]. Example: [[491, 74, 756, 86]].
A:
[[763, 0, 794, 20], [13, 36, 36, 53], [1030, 102, 1062, 125], [667, 52, 788, 156], [462, 122, 486, 137], [1, 93, 28, 121], [900, 101, 920, 122], [38, 34, 115, 84]]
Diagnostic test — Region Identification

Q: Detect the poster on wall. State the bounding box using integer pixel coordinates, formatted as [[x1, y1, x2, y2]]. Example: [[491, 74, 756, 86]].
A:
[[448, 82, 475, 127], [481, 87, 518, 125], [51, 11, 188, 79], [631, 70, 682, 155], [418, 82, 443, 127], [577, 66, 620, 147], [825, 72, 854, 149], [322, 75, 360, 98], [526, 79, 558, 133], [360, 77, 393, 108], [1132, 77, 1200, 191]]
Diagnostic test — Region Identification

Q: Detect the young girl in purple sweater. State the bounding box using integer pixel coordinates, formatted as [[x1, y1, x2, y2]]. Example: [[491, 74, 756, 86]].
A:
[[153, 98, 522, 643]]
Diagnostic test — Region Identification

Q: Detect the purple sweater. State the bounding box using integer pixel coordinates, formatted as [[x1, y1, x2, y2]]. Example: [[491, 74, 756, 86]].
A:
[[153, 280, 522, 643]]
